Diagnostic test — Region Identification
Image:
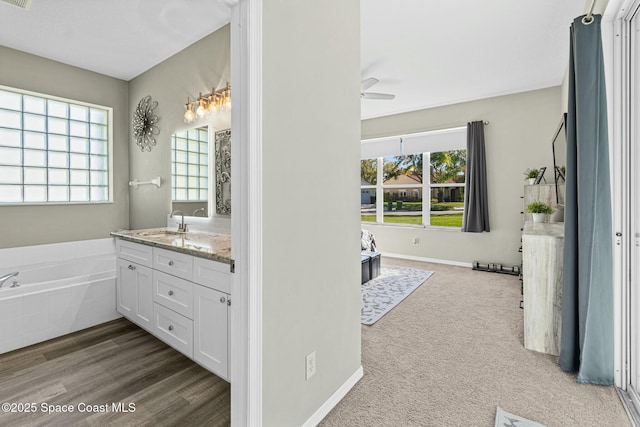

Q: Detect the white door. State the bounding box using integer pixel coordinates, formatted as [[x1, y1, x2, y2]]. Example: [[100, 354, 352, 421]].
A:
[[116, 258, 136, 318], [116, 258, 153, 329], [134, 264, 153, 328], [629, 6, 640, 409], [193, 284, 229, 380]]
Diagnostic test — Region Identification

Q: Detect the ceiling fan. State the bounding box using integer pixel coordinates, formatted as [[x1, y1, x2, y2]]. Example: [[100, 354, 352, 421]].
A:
[[361, 78, 395, 100]]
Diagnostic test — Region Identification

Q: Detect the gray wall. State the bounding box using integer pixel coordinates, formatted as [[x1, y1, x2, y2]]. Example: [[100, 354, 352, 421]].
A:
[[261, 0, 362, 425], [362, 87, 562, 266], [0, 46, 129, 249], [128, 25, 230, 230]]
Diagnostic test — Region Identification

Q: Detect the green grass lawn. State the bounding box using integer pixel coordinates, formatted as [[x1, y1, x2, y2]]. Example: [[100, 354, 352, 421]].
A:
[[382, 201, 464, 212], [430, 213, 463, 227], [361, 212, 463, 228], [433, 201, 464, 208]]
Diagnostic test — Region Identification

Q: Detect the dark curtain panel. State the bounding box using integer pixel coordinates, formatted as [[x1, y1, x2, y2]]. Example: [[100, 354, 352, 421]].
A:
[[559, 14, 614, 385], [461, 121, 490, 232]]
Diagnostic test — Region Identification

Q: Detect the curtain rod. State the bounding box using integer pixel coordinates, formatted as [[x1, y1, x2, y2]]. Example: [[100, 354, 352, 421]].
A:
[[584, 0, 596, 24], [402, 120, 489, 136], [362, 120, 489, 144]]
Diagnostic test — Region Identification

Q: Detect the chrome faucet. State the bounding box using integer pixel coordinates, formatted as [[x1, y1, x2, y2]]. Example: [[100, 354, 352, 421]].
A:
[[192, 208, 205, 217], [0, 271, 19, 288], [170, 210, 188, 232]]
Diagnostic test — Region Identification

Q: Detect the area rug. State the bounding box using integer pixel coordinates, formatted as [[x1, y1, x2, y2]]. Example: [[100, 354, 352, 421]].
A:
[[361, 265, 433, 325], [495, 407, 546, 427]]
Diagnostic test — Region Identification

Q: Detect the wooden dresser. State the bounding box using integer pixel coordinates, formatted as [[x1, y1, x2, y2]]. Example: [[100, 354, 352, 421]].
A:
[[522, 221, 564, 355]]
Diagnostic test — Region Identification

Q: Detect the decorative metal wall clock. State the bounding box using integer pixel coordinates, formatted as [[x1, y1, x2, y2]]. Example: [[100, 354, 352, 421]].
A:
[[132, 95, 160, 152]]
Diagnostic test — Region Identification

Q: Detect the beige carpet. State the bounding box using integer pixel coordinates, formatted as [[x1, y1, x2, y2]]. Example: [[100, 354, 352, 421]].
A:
[[320, 257, 630, 427]]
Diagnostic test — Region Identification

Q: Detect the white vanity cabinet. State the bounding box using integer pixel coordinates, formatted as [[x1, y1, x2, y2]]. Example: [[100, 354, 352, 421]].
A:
[[116, 241, 154, 330], [194, 284, 229, 378], [115, 238, 231, 381]]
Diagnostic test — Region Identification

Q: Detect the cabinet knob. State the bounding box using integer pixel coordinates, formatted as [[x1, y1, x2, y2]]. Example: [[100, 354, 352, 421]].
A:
[[220, 296, 226, 304], [168, 290, 174, 296], [168, 325, 174, 331], [128, 265, 136, 270], [168, 260, 174, 266]]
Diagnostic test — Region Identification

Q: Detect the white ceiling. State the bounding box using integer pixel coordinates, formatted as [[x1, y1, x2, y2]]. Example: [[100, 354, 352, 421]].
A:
[[0, 0, 587, 119], [361, 0, 587, 119], [0, 0, 231, 81]]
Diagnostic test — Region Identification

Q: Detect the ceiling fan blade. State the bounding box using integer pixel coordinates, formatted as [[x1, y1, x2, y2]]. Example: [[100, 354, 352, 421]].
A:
[[361, 77, 379, 91], [362, 92, 395, 100]]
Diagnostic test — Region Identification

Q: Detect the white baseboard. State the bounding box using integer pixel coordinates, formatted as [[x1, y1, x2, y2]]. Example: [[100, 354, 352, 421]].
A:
[[302, 365, 364, 427], [382, 252, 472, 268]]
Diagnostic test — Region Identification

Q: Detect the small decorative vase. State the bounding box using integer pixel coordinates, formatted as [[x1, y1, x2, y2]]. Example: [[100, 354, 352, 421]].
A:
[[550, 207, 564, 223], [532, 213, 545, 223], [528, 178, 536, 185]]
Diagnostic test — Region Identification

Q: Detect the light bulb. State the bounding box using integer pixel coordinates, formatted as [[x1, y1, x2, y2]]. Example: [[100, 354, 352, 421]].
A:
[[195, 94, 207, 118], [208, 97, 218, 113], [184, 97, 195, 123]]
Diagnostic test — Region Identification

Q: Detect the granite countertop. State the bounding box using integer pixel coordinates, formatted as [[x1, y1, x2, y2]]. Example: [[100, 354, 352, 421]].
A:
[[110, 228, 231, 264], [523, 221, 564, 238]]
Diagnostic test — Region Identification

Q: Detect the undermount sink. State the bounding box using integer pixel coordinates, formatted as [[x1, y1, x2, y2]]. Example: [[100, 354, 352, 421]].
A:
[[170, 238, 212, 251]]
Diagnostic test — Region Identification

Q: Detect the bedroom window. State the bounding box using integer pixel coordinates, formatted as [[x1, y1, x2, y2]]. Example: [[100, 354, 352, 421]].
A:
[[361, 158, 377, 222], [0, 86, 113, 204], [360, 127, 467, 228], [382, 154, 423, 225]]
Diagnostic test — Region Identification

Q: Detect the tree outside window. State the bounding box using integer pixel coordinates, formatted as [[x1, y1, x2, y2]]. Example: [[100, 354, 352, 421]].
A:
[[361, 150, 466, 228]]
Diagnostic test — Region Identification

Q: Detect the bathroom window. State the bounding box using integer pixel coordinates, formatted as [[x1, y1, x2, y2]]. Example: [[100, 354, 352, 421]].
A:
[[0, 86, 112, 204], [171, 127, 208, 201]]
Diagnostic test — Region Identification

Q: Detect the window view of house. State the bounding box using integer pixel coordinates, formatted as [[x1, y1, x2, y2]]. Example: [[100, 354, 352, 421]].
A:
[[361, 150, 466, 227]]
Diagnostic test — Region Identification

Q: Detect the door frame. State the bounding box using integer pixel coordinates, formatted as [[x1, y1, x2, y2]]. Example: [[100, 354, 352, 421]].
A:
[[225, 0, 264, 425], [606, 0, 640, 395]]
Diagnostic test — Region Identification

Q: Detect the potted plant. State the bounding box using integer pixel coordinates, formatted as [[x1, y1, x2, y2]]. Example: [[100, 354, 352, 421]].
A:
[[524, 168, 539, 185], [527, 201, 553, 223]]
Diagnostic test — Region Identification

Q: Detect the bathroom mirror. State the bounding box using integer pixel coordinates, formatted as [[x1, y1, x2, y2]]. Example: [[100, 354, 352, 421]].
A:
[[215, 129, 231, 214], [171, 126, 210, 217], [552, 113, 567, 204]]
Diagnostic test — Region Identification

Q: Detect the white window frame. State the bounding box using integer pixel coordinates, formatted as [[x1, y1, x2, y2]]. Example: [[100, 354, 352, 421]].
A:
[[362, 151, 466, 228], [0, 85, 113, 205]]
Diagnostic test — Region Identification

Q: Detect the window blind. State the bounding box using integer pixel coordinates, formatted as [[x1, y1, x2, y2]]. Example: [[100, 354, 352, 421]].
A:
[[361, 126, 466, 158]]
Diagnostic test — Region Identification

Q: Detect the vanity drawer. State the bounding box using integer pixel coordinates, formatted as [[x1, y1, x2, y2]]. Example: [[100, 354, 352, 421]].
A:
[[153, 303, 193, 358], [116, 239, 153, 267], [153, 270, 193, 319], [193, 257, 231, 294], [154, 248, 193, 281]]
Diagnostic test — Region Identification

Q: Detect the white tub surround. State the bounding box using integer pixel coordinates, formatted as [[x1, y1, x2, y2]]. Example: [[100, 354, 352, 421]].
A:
[[112, 229, 231, 381], [0, 239, 119, 355], [522, 222, 564, 355]]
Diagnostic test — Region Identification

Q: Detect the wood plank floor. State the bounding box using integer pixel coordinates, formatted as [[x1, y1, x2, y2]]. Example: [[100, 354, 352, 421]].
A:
[[0, 318, 230, 427]]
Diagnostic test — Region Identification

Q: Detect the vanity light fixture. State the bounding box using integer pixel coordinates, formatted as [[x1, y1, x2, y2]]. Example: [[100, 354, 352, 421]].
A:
[[184, 83, 231, 123]]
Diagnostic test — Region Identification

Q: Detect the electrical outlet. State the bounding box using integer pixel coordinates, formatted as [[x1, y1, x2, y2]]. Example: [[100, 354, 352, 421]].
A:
[[305, 351, 316, 380]]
